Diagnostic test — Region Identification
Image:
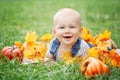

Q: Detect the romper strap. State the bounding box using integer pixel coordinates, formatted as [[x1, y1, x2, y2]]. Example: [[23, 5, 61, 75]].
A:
[[50, 38, 82, 57], [50, 38, 60, 54], [71, 38, 82, 57]]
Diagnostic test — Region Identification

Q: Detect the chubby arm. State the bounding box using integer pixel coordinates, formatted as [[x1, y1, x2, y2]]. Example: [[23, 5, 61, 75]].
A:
[[44, 50, 55, 62], [44, 38, 56, 62], [107, 39, 117, 49]]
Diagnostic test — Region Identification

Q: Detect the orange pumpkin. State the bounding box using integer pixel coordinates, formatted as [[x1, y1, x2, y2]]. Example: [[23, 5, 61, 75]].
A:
[[80, 57, 110, 77], [2, 46, 23, 61]]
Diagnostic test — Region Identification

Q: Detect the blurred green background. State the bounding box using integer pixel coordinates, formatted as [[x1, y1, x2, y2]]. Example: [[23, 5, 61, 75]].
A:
[[0, 0, 120, 49]]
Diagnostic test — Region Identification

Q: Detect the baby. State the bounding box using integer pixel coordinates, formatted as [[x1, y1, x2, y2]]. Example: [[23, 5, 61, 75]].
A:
[[44, 8, 91, 62]]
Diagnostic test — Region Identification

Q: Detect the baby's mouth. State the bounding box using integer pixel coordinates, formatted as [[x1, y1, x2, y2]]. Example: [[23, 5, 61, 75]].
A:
[[63, 36, 72, 39]]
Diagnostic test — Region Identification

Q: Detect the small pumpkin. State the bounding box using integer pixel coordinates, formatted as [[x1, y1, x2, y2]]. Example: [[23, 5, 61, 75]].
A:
[[80, 57, 110, 77], [2, 46, 23, 61]]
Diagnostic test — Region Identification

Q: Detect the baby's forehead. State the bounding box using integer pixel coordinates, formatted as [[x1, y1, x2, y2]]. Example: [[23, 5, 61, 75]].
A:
[[54, 8, 80, 17], [53, 8, 82, 26]]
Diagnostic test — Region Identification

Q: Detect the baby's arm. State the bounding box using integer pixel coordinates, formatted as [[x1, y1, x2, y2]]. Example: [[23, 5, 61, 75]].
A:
[[44, 51, 55, 62], [44, 38, 56, 62], [107, 39, 117, 49]]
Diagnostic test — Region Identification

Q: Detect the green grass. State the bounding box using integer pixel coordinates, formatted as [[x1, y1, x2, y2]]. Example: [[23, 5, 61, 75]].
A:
[[0, 0, 120, 80]]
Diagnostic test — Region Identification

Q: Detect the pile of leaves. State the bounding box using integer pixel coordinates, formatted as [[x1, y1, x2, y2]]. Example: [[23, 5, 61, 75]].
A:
[[13, 27, 120, 67]]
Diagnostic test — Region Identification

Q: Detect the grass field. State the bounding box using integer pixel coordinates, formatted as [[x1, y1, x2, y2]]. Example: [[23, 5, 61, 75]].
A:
[[0, 0, 120, 80]]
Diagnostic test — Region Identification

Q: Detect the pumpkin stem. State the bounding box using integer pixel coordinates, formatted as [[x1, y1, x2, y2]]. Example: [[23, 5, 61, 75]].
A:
[[81, 61, 89, 74], [12, 46, 17, 50]]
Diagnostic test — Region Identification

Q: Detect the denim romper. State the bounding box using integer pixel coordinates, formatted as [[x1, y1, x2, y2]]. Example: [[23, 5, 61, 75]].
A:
[[49, 37, 92, 60]]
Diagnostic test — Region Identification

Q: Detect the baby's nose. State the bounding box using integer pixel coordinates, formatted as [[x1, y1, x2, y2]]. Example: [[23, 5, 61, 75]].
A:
[[65, 28, 70, 33]]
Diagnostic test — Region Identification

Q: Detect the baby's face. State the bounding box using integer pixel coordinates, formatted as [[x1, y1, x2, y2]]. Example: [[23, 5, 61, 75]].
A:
[[53, 14, 82, 46]]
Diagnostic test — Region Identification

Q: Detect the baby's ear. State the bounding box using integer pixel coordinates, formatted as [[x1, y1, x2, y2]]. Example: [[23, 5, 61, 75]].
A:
[[79, 27, 83, 33], [52, 28, 56, 35], [79, 27, 83, 37], [80, 27, 83, 32]]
